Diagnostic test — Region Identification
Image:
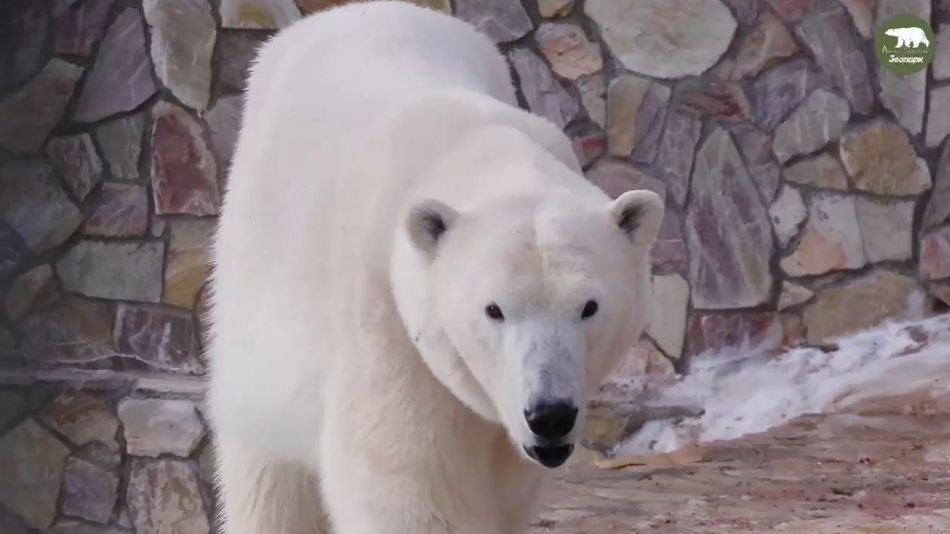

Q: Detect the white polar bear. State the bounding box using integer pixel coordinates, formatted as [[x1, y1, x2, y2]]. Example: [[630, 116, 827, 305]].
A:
[[885, 27, 930, 48], [206, 2, 664, 533]]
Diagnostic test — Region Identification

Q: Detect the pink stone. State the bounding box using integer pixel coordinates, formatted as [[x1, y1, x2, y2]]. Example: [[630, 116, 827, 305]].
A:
[[921, 227, 950, 281], [687, 313, 803, 357], [151, 102, 220, 216]]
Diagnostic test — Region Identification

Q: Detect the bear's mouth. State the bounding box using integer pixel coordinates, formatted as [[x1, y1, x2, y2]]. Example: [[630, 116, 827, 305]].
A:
[[523, 443, 574, 468]]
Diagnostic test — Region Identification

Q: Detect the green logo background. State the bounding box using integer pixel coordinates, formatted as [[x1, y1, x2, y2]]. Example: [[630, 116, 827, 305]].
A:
[[875, 14, 935, 75]]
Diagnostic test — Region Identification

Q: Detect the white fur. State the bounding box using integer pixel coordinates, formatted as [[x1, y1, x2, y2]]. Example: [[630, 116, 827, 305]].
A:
[[207, 3, 663, 533]]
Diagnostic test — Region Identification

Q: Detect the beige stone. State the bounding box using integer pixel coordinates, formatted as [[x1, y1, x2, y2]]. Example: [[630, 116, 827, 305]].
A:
[[220, 0, 301, 29], [576, 74, 606, 128], [606, 75, 668, 159], [778, 281, 813, 311], [647, 274, 689, 359], [730, 11, 797, 80], [537, 0, 573, 17], [803, 270, 925, 345], [855, 198, 915, 263], [164, 219, 214, 308], [782, 153, 848, 190], [840, 120, 931, 195], [535, 23, 602, 80], [931, 284, 950, 306], [781, 194, 866, 277]]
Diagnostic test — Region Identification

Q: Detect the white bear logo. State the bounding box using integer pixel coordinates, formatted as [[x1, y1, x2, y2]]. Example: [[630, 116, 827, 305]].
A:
[[885, 26, 930, 48]]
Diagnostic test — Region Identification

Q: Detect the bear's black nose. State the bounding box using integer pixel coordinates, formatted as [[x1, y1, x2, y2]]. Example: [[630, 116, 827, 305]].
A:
[[525, 401, 578, 441]]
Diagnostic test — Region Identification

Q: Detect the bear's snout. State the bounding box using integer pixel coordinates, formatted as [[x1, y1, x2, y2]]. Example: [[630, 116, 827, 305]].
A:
[[524, 400, 578, 442]]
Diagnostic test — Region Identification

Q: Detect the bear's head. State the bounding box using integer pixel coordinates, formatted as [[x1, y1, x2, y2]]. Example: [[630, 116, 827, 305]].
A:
[[392, 188, 664, 468], [885, 28, 900, 37]]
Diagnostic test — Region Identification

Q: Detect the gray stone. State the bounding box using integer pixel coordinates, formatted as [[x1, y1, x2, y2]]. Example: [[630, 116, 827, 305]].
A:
[[76, 441, 122, 470], [74, 9, 158, 123], [839, 120, 931, 196], [655, 110, 701, 206], [876, 0, 929, 137], [576, 74, 606, 128], [537, 0, 573, 17], [62, 457, 118, 524], [0, 420, 70, 530], [0, 1, 49, 94], [457, 0, 532, 43], [0, 503, 28, 534], [722, 0, 760, 26], [115, 305, 204, 374], [769, 185, 806, 248], [509, 49, 579, 130], [584, 161, 667, 203], [839, 0, 873, 38], [119, 398, 206, 457], [53, 0, 116, 56], [935, 23, 950, 81], [205, 95, 244, 172], [57, 241, 164, 302], [0, 159, 83, 253], [728, 11, 797, 80], [0, 59, 83, 153], [0, 226, 24, 281], [923, 141, 950, 230], [127, 459, 210, 534], [535, 23, 602, 80], [652, 208, 689, 277], [647, 274, 689, 359], [686, 128, 773, 310], [219, 0, 300, 29], [782, 152, 848, 190], [672, 78, 752, 123], [197, 445, 216, 484], [5, 264, 57, 320], [605, 75, 670, 163], [781, 194, 866, 276], [773, 89, 850, 163], [164, 219, 214, 309], [50, 521, 127, 534], [855, 198, 915, 263], [144, 0, 216, 111], [46, 134, 104, 200], [927, 85, 950, 148], [778, 281, 814, 311], [766, 0, 827, 21], [730, 124, 781, 203], [151, 101, 221, 216], [0, 328, 14, 359], [0, 392, 24, 430], [94, 114, 144, 180], [85, 183, 149, 237], [40, 389, 120, 450], [752, 58, 821, 131], [921, 226, 950, 281], [795, 5, 873, 114], [585, 0, 737, 79], [214, 32, 269, 95], [19, 300, 115, 363]]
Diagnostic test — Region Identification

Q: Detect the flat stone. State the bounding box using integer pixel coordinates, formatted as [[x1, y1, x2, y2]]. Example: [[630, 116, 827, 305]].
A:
[[0, 159, 83, 253], [49, 521, 126, 534], [795, 5, 873, 114], [778, 281, 814, 310], [457, 0, 532, 43], [687, 312, 802, 357], [62, 457, 118, 524], [729, 11, 797, 80], [151, 101, 221, 216], [840, 0, 873, 38], [839, 120, 931, 196], [119, 398, 206, 457], [46, 134, 104, 200], [19, 300, 114, 363], [605, 75, 670, 162], [85, 183, 149, 237], [569, 127, 606, 169], [931, 284, 950, 306], [773, 89, 850, 163], [921, 227, 950, 281], [927, 85, 950, 148], [803, 270, 925, 345], [40, 389, 120, 450], [94, 114, 145, 180], [584, 162, 666, 203], [752, 58, 821, 131], [722, 0, 761, 26], [782, 152, 848, 190], [5, 264, 57, 320], [53, 0, 116, 56], [205, 95, 243, 173], [781, 194, 865, 276], [876, 0, 929, 135], [535, 23, 602, 80], [0, 1, 49, 94], [74, 8, 157, 122], [647, 274, 689, 359], [76, 442, 121, 470], [585, 0, 737, 79], [0, 391, 24, 430], [576, 75, 606, 128], [144, 0, 215, 111], [766, 0, 825, 21], [655, 110, 702, 207], [214, 32, 269, 95], [769, 185, 806, 248], [923, 141, 950, 230], [0, 59, 83, 153], [127, 459, 210, 534], [730, 124, 782, 203], [935, 24, 950, 80], [652, 208, 689, 276], [509, 48, 579, 130], [686, 128, 773, 310], [673, 78, 751, 123], [57, 241, 164, 302], [0, 226, 24, 281], [219, 0, 300, 29], [0, 502, 28, 534], [151, 214, 167, 238], [165, 219, 215, 309], [855, 198, 915, 263], [115, 305, 203, 374], [0, 420, 70, 530], [537, 0, 573, 17]]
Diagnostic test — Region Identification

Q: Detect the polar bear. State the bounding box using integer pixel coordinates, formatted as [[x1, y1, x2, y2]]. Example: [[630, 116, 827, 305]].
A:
[[206, 2, 664, 534], [885, 26, 930, 48]]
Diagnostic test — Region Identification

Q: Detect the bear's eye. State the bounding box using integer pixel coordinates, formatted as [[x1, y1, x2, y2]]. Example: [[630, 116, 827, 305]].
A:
[[485, 303, 505, 321], [581, 300, 599, 320]]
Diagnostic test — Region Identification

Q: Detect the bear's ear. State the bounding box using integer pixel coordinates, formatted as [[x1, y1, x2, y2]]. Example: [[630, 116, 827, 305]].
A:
[[407, 199, 460, 257], [609, 190, 665, 247]]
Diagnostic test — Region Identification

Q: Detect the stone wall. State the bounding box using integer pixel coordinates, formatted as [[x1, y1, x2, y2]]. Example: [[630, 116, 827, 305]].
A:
[[1, 0, 950, 532]]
